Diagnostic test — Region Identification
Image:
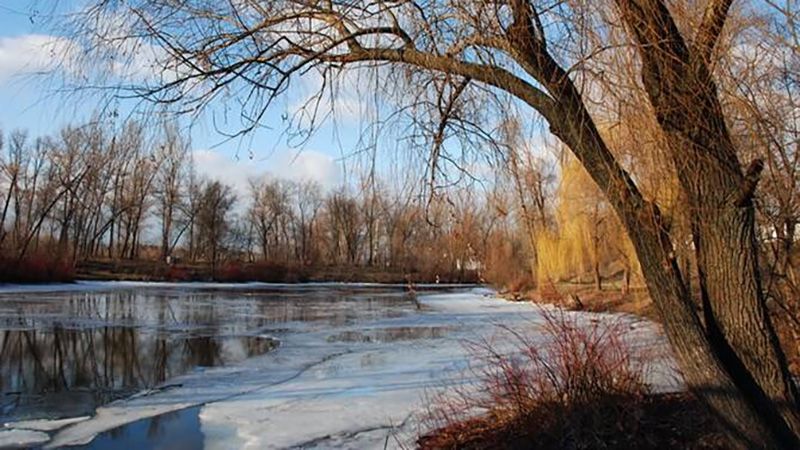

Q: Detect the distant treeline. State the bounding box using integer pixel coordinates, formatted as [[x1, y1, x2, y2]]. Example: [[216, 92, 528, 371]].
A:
[[0, 120, 515, 283], [4, 112, 796, 290]]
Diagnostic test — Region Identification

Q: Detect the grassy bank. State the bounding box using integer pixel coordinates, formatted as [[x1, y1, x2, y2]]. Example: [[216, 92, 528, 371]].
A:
[[73, 259, 481, 284], [422, 278, 797, 449], [0, 254, 75, 284]]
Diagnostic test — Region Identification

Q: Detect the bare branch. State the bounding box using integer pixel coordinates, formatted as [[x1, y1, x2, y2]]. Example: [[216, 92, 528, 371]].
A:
[[695, 0, 735, 62]]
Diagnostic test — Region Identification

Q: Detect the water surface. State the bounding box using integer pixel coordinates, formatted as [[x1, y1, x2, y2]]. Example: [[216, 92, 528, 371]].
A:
[[0, 284, 438, 424]]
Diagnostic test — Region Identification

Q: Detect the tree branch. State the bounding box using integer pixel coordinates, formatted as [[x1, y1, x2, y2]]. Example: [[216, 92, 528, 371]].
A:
[[695, 0, 735, 62], [735, 158, 764, 207], [322, 46, 556, 116]]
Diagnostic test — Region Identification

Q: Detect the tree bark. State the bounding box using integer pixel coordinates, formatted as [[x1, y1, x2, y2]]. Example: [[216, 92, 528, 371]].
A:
[[495, 3, 800, 446], [615, 0, 800, 447]]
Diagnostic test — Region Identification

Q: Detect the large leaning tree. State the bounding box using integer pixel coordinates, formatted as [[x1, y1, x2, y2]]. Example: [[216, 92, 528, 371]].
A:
[[60, 0, 799, 448]]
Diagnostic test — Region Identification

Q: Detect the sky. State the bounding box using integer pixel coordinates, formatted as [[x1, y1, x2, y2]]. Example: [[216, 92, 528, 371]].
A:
[[0, 0, 378, 197], [0, 0, 541, 202]]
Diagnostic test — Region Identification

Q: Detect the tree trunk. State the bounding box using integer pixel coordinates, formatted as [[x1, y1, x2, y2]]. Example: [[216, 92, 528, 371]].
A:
[[0, 169, 16, 248], [515, 23, 799, 447], [593, 223, 602, 292], [508, 145, 540, 286], [619, 199, 793, 450], [614, 0, 800, 446], [538, 76, 790, 448], [161, 202, 173, 261]]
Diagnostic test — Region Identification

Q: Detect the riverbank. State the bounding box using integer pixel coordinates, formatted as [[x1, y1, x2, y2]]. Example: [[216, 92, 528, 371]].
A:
[[0, 257, 480, 285], [0, 255, 75, 284], [0, 282, 785, 448], [504, 282, 800, 377], [74, 259, 480, 284]]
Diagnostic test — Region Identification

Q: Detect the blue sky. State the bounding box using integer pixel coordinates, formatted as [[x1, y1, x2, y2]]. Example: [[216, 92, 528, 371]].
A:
[[0, 0, 511, 200], [0, 0, 376, 195]]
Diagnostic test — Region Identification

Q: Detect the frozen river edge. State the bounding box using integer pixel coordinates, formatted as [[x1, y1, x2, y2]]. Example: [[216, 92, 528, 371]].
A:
[[0, 282, 681, 449]]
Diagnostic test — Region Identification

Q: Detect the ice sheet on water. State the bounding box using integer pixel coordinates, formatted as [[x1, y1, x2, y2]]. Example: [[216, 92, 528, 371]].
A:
[[4, 415, 90, 432], [0, 429, 51, 447], [44, 336, 352, 448], [192, 291, 677, 449], [11, 287, 677, 449], [198, 336, 481, 449]]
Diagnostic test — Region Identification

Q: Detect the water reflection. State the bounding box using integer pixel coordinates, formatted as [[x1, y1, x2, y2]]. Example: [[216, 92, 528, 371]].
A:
[[0, 326, 276, 421], [0, 286, 427, 422], [69, 406, 204, 450]]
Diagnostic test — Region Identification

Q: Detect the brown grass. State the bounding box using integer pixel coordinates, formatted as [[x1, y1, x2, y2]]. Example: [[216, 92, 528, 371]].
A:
[[419, 309, 726, 449], [76, 258, 482, 284], [0, 253, 75, 283]]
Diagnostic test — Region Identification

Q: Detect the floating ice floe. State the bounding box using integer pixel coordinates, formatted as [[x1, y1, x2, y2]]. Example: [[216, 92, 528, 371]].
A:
[[0, 429, 51, 448]]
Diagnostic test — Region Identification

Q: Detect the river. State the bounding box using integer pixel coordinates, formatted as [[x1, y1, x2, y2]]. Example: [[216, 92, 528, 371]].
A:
[[0, 282, 676, 449]]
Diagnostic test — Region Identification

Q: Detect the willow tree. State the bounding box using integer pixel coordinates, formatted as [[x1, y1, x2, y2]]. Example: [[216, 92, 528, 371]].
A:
[[62, 0, 799, 447]]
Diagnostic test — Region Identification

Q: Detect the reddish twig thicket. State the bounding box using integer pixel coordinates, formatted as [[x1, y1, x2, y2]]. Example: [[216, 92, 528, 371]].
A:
[[419, 310, 723, 449]]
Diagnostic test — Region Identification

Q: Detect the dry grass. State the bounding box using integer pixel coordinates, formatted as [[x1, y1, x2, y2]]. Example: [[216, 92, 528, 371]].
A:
[[529, 282, 656, 319], [0, 253, 75, 283], [419, 309, 726, 449], [75, 258, 481, 284]]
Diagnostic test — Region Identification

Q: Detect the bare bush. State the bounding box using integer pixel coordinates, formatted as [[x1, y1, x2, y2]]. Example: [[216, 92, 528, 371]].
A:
[[419, 310, 721, 449]]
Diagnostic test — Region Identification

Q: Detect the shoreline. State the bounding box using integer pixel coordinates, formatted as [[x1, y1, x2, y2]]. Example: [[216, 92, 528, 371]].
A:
[[502, 283, 800, 377], [0, 279, 482, 294]]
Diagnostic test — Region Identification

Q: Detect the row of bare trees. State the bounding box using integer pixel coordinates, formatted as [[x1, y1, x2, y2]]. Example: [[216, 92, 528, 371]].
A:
[[0, 120, 188, 263], [0, 122, 516, 280], [1, 93, 791, 291]]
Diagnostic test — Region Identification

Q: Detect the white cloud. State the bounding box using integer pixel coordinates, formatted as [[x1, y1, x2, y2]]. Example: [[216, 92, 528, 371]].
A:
[[192, 149, 342, 199], [0, 34, 72, 83], [192, 150, 262, 198], [0, 30, 175, 89], [271, 150, 342, 188]]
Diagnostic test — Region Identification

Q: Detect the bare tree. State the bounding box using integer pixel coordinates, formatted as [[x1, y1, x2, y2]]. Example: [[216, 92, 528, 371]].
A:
[[291, 180, 323, 265], [0, 129, 17, 249], [155, 123, 189, 261], [59, 1, 800, 445], [326, 190, 362, 265], [248, 178, 292, 262], [196, 180, 236, 273], [501, 118, 554, 285]]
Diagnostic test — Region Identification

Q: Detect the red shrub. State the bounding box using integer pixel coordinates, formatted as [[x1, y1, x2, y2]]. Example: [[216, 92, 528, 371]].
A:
[[418, 309, 721, 449], [211, 260, 308, 283], [244, 261, 289, 282], [0, 253, 75, 283], [164, 265, 191, 282], [216, 262, 246, 282]]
